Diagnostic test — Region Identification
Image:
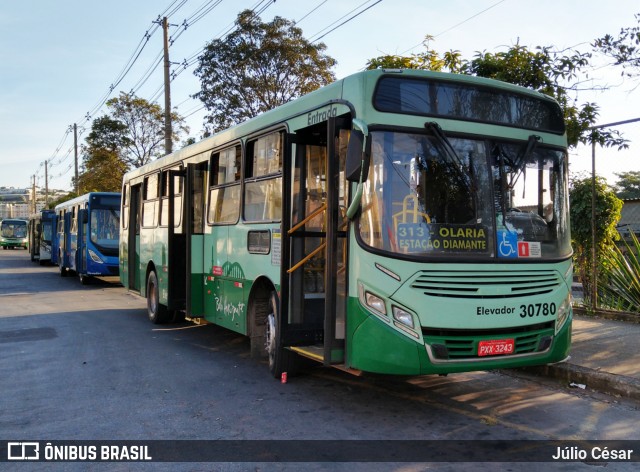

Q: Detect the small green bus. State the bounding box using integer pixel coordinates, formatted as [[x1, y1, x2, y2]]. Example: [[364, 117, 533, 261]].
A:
[[120, 69, 572, 378]]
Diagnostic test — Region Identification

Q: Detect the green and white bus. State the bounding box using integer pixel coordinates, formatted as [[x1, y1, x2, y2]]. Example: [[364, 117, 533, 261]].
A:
[[120, 69, 572, 378]]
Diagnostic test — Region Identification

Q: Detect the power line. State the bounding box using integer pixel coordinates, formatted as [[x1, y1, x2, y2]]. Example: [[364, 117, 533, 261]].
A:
[[399, 0, 507, 55], [295, 0, 328, 25], [309, 0, 383, 43]]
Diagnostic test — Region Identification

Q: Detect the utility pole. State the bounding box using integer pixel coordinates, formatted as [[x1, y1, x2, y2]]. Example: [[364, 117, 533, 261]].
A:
[[73, 123, 79, 194], [162, 16, 173, 155], [32, 175, 37, 214], [44, 160, 49, 207]]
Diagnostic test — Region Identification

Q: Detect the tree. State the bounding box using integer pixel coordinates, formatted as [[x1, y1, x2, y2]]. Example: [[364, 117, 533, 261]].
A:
[[106, 92, 189, 168], [194, 10, 336, 134], [569, 175, 623, 307], [613, 170, 640, 199], [367, 36, 464, 72], [592, 13, 640, 78], [76, 147, 127, 193], [76, 116, 129, 193], [85, 115, 130, 152]]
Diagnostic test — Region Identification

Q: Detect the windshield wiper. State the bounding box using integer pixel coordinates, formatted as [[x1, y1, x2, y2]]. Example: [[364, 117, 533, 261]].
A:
[[495, 135, 541, 227], [425, 121, 478, 221]]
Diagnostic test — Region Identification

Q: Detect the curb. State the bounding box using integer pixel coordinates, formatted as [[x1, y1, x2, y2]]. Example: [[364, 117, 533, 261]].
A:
[[519, 362, 640, 403], [573, 306, 640, 323]]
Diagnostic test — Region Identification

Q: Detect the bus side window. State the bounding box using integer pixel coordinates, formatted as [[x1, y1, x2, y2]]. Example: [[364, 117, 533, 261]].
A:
[[142, 173, 159, 228], [244, 132, 283, 222], [122, 184, 129, 230], [208, 146, 241, 225]]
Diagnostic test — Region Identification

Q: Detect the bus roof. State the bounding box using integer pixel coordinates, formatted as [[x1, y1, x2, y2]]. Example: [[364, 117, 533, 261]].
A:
[[123, 68, 564, 182], [54, 192, 121, 212]]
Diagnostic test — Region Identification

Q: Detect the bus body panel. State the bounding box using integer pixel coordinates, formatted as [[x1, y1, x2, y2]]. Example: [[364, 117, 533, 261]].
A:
[[120, 69, 572, 377], [54, 192, 120, 277], [1, 218, 28, 249]]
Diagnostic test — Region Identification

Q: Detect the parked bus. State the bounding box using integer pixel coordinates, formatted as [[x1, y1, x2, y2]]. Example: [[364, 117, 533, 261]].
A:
[[120, 69, 572, 378], [54, 192, 120, 284], [28, 209, 56, 264], [1, 218, 28, 250]]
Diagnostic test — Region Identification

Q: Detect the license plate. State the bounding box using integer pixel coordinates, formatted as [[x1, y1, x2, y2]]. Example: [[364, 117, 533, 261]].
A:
[[478, 339, 514, 356]]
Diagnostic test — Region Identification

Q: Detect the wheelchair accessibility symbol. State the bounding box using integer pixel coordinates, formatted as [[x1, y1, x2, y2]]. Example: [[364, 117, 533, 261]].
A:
[[498, 230, 518, 258]]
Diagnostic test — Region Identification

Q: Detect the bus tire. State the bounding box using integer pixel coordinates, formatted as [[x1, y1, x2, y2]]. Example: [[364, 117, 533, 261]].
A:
[[79, 274, 92, 285], [60, 262, 68, 277], [265, 291, 299, 379], [146, 271, 170, 324]]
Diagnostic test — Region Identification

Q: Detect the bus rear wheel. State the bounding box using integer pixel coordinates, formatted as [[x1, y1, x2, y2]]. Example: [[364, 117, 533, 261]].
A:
[[58, 251, 68, 277], [146, 271, 170, 324]]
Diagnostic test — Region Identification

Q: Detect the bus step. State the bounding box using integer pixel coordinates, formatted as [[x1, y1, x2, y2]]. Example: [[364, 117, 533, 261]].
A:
[[289, 346, 362, 376], [290, 345, 323, 362]]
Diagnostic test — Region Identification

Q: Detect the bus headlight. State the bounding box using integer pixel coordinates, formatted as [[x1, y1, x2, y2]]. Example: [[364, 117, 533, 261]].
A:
[[88, 249, 104, 263], [556, 294, 571, 334], [365, 292, 386, 316], [392, 306, 414, 329], [358, 282, 387, 317]]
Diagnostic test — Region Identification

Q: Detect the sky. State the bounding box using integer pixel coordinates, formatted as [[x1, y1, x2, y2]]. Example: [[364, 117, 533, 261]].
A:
[[1, 0, 639, 192]]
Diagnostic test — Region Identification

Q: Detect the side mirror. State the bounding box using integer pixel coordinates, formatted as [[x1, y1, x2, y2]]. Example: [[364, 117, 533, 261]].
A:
[[346, 130, 365, 182], [345, 119, 370, 220], [345, 121, 371, 183]]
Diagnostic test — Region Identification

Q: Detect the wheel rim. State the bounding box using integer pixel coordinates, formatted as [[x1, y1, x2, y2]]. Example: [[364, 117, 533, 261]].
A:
[[266, 313, 276, 370], [148, 279, 157, 316]]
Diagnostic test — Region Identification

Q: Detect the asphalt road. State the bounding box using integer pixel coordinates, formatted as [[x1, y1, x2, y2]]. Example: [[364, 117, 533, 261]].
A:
[[1, 249, 638, 471]]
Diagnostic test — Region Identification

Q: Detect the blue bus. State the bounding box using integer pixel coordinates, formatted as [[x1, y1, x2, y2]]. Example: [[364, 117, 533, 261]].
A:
[[28, 209, 56, 264], [54, 192, 121, 284]]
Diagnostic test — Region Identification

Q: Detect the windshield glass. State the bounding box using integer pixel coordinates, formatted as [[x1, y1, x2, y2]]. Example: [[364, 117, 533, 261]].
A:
[[1, 221, 27, 238], [90, 208, 120, 252], [358, 131, 571, 260]]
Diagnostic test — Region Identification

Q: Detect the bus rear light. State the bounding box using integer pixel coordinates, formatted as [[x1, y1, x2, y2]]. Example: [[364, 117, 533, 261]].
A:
[[88, 249, 103, 263]]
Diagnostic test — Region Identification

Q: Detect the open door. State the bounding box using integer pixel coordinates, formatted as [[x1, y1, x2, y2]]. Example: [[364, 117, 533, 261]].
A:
[[280, 116, 350, 367], [77, 208, 88, 275], [127, 184, 142, 291], [167, 168, 186, 312], [168, 162, 207, 318]]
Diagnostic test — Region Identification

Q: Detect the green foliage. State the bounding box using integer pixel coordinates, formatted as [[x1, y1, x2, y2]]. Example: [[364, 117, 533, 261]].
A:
[[85, 115, 130, 153], [599, 231, 640, 312], [106, 92, 189, 168], [614, 171, 640, 199], [569, 176, 623, 305], [366, 36, 464, 73], [47, 192, 78, 209], [592, 13, 640, 77], [77, 147, 127, 193], [194, 10, 336, 135]]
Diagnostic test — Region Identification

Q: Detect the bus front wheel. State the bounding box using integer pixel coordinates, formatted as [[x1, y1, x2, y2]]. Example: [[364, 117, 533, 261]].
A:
[[265, 292, 299, 379], [146, 271, 170, 324]]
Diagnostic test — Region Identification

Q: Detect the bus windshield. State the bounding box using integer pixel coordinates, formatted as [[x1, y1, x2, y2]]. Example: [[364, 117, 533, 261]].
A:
[[358, 130, 571, 260], [1, 220, 27, 238], [90, 208, 120, 254]]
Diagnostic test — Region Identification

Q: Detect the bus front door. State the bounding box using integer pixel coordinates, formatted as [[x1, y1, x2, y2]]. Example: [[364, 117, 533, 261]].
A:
[[282, 116, 349, 367]]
